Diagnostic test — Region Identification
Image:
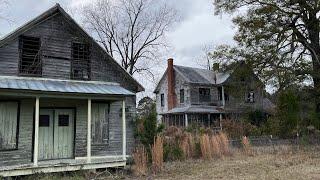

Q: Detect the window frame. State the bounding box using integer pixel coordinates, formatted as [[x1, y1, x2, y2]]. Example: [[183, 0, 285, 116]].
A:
[[91, 102, 110, 145], [180, 89, 185, 103], [18, 36, 42, 77], [0, 100, 20, 152], [160, 94, 165, 107], [246, 90, 255, 103], [71, 42, 91, 81], [199, 88, 211, 102]]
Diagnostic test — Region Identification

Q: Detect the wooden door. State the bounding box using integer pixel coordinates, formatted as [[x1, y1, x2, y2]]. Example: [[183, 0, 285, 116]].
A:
[[53, 109, 74, 159], [39, 109, 54, 160]]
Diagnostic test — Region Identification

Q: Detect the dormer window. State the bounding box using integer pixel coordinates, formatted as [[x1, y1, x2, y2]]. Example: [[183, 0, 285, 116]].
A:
[[71, 42, 91, 80], [19, 36, 42, 76], [180, 89, 185, 103]]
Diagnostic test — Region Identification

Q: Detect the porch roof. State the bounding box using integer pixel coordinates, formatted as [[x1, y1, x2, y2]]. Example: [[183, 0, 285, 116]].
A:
[[0, 76, 134, 96], [162, 105, 225, 114]]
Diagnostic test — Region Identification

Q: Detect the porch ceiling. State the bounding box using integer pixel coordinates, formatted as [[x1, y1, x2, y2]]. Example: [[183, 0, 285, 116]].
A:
[[0, 76, 134, 96]]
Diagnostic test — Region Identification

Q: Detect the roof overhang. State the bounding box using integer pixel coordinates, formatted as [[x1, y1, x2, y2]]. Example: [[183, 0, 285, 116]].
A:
[[0, 76, 135, 98]]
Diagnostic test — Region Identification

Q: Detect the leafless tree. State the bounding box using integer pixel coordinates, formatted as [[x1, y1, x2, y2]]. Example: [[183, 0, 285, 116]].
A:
[[82, 0, 177, 76]]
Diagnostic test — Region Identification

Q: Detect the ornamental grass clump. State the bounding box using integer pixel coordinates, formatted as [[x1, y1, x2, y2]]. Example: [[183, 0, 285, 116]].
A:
[[211, 135, 222, 158], [132, 145, 148, 176], [218, 132, 231, 156], [200, 134, 212, 160], [151, 135, 164, 174]]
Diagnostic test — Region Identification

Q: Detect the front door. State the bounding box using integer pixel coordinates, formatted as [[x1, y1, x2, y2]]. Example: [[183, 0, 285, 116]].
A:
[[38, 109, 74, 160]]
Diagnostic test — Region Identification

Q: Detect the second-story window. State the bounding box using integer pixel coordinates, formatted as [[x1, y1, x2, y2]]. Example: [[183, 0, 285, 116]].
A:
[[199, 88, 211, 102], [161, 94, 165, 107], [19, 36, 42, 76], [246, 91, 255, 103], [71, 42, 91, 80], [180, 89, 185, 103]]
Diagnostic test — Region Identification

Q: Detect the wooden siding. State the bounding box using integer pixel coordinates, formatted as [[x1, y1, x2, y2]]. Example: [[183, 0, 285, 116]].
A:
[[0, 13, 139, 92], [0, 97, 135, 167]]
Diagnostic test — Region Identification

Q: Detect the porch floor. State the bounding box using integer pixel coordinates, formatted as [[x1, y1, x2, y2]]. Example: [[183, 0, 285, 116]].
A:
[[0, 156, 126, 177]]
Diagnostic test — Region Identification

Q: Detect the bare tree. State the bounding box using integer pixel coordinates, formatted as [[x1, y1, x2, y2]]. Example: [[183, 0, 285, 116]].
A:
[[82, 0, 177, 76]]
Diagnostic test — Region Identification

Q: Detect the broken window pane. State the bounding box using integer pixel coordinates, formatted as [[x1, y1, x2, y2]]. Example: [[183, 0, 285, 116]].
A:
[[71, 42, 91, 80], [19, 36, 42, 76]]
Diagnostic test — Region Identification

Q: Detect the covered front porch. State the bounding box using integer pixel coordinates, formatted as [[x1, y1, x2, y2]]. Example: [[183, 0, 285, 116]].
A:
[[0, 76, 134, 177]]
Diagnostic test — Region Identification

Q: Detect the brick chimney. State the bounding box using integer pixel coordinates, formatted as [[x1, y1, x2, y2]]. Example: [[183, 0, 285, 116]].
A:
[[167, 58, 177, 110]]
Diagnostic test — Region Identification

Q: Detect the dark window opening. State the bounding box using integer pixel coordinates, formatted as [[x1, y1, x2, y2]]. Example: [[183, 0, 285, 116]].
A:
[[71, 42, 91, 80], [58, 115, 69, 126], [199, 88, 211, 102], [218, 87, 223, 101], [246, 91, 255, 103], [161, 94, 165, 107], [19, 36, 42, 76], [180, 89, 185, 103], [39, 115, 50, 127]]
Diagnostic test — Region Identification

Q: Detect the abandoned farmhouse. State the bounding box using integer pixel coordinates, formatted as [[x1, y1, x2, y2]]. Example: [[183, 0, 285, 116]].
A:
[[0, 4, 144, 177], [155, 59, 274, 130]]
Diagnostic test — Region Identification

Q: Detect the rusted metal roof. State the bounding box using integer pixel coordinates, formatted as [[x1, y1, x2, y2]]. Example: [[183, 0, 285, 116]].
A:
[[0, 76, 134, 96]]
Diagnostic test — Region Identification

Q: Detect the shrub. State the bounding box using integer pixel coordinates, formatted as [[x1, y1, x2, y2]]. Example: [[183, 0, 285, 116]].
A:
[[151, 135, 164, 174], [135, 103, 164, 156], [242, 136, 253, 156], [132, 145, 148, 176]]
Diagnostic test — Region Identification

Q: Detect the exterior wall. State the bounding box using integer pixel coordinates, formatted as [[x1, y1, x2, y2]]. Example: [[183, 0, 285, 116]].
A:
[[0, 13, 139, 92], [0, 97, 135, 167], [156, 71, 189, 120], [190, 85, 221, 106]]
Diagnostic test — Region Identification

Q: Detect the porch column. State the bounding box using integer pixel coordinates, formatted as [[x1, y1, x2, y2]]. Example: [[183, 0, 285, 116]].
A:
[[122, 100, 126, 160], [33, 97, 40, 166], [222, 86, 225, 107], [219, 113, 223, 131], [185, 114, 188, 127], [87, 98, 92, 163]]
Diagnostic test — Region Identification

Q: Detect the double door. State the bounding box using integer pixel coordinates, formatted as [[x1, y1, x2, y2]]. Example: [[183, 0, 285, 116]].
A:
[[38, 109, 74, 160]]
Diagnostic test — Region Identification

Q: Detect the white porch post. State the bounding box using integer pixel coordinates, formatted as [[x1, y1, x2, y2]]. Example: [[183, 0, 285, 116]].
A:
[[87, 98, 92, 163], [184, 114, 188, 127], [122, 100, 126, 160], [219, 113, 223, 131], [33, 97, 40, 166], [222, 86, 225, 107]]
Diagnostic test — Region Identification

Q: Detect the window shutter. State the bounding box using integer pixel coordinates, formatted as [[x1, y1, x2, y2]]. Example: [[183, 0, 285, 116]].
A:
[[0, 102, 18, 150]]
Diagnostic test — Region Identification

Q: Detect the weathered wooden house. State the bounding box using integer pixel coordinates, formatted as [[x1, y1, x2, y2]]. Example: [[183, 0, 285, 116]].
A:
[[0, 4, 144, 177], [155, 58, 273, 129]]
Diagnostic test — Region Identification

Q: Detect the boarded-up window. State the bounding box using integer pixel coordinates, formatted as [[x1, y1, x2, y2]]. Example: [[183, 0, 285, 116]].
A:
[[71, 42, 91, 80], [19, 36, 42, 76], [0, 102, 19, 150], [91, 103, 110, 144]]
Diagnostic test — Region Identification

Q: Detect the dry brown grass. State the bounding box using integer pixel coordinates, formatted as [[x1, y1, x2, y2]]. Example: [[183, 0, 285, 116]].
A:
[[200, 134, 212, 160], [210, 135, 222, 158], [218, 132, 231, 156], [155, 146, 320, 180], [132, 145, 148, 176], [151, 135, 164, 174]]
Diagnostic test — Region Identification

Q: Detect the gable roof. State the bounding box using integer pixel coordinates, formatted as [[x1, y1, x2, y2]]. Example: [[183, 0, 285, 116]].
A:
[[0, 3, 144, 92], [154, 65, 231, 93]]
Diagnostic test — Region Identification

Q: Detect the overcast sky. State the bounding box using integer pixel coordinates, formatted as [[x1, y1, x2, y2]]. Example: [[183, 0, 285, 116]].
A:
[[0, 0, 236, 98]]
